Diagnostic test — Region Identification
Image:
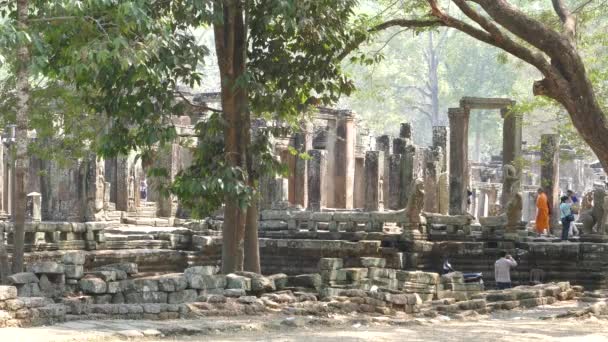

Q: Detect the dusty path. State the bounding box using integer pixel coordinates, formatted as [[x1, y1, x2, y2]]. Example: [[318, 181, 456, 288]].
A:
[[2, 301, 607, 342]]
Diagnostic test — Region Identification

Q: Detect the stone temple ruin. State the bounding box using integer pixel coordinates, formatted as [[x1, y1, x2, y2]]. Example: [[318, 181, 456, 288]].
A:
[[0, 94, 607, 327]]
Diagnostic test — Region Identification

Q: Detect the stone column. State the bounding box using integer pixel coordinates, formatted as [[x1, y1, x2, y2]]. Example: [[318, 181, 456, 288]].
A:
[[27, 192, 41, 222], [115, 155, 130, 212], [388, 154, 403, 210], [477, 188, 487, 218], [501, 108, 522, 208], [307, 150, 327, 211], [400, 123, 412, 140], [293, 124, 313, 208], [84, 156, 106, 221], [375, 135, 391, 207], [501, 107, 522, 168], [156, 143, 180, 217], [448, 107, 470, 215], [432, 126, 449, 173], [540, 134, 560, 229], [365, 151, 384, 211], [353, 157, 365, 209], [334, 113, 356, 209], [325, 119, 337, 208], [423, 147, 442, 213], [401, 145, 423, 208]]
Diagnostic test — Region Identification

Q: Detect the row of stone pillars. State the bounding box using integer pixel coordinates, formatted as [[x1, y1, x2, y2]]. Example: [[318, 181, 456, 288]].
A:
[[448, 98, 522, 215]]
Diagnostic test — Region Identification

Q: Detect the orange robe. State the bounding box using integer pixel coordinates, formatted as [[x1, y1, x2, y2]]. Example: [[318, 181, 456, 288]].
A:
[[536, 193, 550, 233]]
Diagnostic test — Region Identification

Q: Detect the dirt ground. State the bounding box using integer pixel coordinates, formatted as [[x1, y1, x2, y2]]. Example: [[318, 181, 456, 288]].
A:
[[2, 301, 607, 342]]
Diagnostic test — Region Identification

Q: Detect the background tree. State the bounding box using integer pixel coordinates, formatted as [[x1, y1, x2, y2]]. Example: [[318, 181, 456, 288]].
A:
[[344, 0, 608, 171]]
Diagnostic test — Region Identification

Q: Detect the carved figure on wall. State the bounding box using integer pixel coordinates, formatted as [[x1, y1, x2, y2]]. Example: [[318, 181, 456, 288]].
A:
[[405, 178, 425, 223], [501, 164, 520, 210]]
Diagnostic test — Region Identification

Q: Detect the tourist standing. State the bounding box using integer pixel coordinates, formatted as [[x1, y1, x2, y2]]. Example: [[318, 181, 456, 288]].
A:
[[494, 251, 517, 289], [567, 190, 580, 236], [560, 195, 574, 241], [535, 188, 550, 237]]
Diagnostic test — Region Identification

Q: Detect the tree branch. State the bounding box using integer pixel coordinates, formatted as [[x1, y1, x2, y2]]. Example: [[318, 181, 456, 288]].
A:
[[175, 91, 222, 113], [551, 0, 576, 40], [337, 18, 444, 60]]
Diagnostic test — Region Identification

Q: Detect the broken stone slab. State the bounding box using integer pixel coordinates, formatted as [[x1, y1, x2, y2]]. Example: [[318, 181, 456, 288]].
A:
[[8, 272, 39, 285], [0, 286, 18, 300], [79, 277, 107, 294], [85, 270, 127, 282], [26, 261, 64, 275], [478, 215, 507, 226]]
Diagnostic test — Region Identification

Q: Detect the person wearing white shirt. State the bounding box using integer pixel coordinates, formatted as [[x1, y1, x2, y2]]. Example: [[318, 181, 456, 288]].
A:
[[494, 251, 517, 289]]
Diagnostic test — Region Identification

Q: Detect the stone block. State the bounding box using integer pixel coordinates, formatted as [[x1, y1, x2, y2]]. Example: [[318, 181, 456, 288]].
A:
[[79, 278, 107, 294], [143, 303, 162, 314], [64, 265, 84, 279], [120, 278, 159, 292], [8, 272, 39, 285], [62, 252, 86, 265], [337, 268, 369, 282], [168, 290, 198, 304], [157, 274, 188, 292], [187, 274, 226, 290], [396, 271, 439, 285], [17, 283, 41, 297], [287, 274, 322, 289], [360, 257, 386, 268], [27, 261, 64, 274], [94, 294, 113, 304], [224, 289, 246, 297], [22, 297, 54, 308], [124, 291, 168, 304], [184, 266, 219, 276], [106, 282, 121, 294], [85, 270, 121, 282], [226, 274, 252, 291], [267, 274, 288, 290], [367, 268, 396, 280], [4, 299, 24, 311], [0, 286, 17, 300], [96, 262, 138, 275], [251, 276, 275, 293], [318, 258, 344, 271]]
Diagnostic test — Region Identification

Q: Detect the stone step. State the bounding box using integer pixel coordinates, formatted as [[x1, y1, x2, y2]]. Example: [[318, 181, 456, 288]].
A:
[[104, 233, 156, 241]]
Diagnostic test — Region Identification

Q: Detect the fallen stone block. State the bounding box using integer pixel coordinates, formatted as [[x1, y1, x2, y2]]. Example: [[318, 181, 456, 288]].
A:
[[64, 265, 84, 279], [17, 283, 41, 297], [226, 274, 251, 291], [27, 262, 64, 275], [8, 272, 39, 285], [125, 291, 168, 304], [267, 274, 288, 290], [79, 278, 107, 294], [338, 268, 368, 282]]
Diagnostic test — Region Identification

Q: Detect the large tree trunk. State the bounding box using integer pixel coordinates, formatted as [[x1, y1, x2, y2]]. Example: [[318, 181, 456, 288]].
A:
[[12, 0, 30, 275], [214, 0, 249, 274], [243, 194, 260, 273]]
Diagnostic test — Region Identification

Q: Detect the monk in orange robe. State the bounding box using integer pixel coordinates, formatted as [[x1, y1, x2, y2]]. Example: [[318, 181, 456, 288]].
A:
[[536, 188, 550, 236]]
